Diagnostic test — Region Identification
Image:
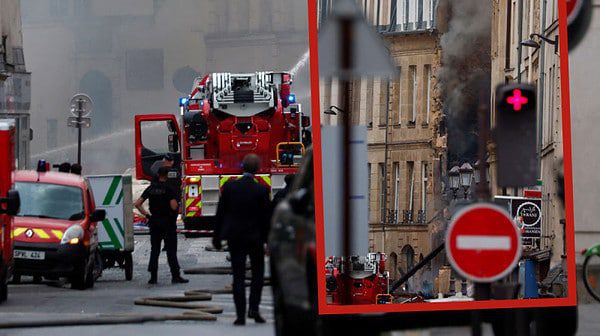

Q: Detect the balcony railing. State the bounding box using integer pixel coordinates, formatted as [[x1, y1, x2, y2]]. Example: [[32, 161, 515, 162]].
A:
[[318, 0, 438, 34]]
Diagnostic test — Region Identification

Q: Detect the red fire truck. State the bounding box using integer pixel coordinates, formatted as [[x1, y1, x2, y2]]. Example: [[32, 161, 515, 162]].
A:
[[325, 253, 390, 305], [135, 71, 310, 236], [0, 119, 21, 302]]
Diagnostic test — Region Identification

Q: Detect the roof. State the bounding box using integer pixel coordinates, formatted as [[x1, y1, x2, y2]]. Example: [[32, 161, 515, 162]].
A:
[[15, 170, 86, 188]]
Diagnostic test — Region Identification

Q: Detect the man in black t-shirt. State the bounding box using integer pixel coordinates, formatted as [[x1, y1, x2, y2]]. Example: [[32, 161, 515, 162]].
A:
[[134, 166, 188, 284]]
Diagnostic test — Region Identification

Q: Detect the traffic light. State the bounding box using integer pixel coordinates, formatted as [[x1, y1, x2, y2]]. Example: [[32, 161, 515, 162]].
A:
[[494, 83, 538, 187]]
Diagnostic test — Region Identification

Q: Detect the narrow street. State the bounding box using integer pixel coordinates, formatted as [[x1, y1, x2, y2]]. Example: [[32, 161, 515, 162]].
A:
[[0, 234, 274, 335], [0, 231, 598, 335]]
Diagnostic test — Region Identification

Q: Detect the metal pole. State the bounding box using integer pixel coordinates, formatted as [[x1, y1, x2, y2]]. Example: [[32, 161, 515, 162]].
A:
[[537, 0, 547, 177], [472, 85, 491, 336], [382, 78, 391, 254], [517, 0, 523, 83], [77, 100, 83, 165], [340, 15, 354, 306]]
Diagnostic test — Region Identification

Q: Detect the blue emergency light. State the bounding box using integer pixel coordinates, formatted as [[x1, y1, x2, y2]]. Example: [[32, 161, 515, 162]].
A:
[[37, 160, 47, 172], [288, 93, 296, 104], [179, 97, 190, 106]]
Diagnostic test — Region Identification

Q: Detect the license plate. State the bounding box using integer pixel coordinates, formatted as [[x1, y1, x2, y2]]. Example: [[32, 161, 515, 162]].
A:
[[14, 249, 45, 260]]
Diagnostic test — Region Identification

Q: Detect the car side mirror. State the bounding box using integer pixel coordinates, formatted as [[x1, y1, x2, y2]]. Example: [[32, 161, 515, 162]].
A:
[[289, 188, 309, 215], [168, 133, 179, 153], [5, 190, 20, 216], [90, 209, 106, 222]]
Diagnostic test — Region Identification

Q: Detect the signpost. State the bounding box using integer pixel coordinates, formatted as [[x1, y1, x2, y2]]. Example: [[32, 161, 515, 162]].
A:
[[68, 93, 93, 165], [494, 195, 542, 248], [446, 204, 522, 283]]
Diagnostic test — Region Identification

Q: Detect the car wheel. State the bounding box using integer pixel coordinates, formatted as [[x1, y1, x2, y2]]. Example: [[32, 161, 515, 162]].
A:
[[11, 273, 21, 284], [84, 256, 95, 289], [71, 255, 91, 290], [0, 266, 8, 302]]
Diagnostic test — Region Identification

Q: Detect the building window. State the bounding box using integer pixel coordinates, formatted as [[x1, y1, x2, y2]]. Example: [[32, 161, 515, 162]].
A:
[[429, 0, 437, 28], [424, 64, 431, 124], [379, 79, 388, 126], [417, 0, 424, 29], [126, 49, 164, 91], [50, 0, 68, 17], [403, 0, 410, 30], [407, 161, 415, 213], [47, 119, 58, 150], [547, 65, 555, 143], [74, 0, 91, 17], [393, 162, 400, 223], [379, 162, 386, 221], [260, 0, 273, 31], [366, 77, 374, 128], [390, 0, 398, 29], [408, 65, 417, 124], [421, 162, 428, 214], [396, 66, 402, 125]]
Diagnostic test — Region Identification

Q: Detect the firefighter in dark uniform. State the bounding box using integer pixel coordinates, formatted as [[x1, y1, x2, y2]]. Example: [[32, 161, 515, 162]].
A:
[[214, 154, 270, 325], [134, 166, 188, 284]]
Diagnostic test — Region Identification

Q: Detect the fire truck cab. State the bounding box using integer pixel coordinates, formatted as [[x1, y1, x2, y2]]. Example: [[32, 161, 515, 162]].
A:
[[0, 120, 21, 302], [135, 71, 310, 235]]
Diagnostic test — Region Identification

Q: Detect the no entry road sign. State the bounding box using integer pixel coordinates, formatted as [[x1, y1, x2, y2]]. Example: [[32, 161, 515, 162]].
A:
[[446, 204, 522, 282]]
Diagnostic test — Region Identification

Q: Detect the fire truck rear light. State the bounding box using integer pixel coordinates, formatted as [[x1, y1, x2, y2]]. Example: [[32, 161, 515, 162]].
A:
[[189, 177, 200, 183]]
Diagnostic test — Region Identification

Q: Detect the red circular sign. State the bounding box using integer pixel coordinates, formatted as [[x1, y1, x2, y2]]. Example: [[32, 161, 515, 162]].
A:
[[567, 0, 584, 25], [446, 204, 521, 282]]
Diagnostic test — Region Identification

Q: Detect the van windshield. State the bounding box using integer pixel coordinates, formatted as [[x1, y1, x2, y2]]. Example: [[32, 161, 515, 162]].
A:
[[15, 182, 85, 221]]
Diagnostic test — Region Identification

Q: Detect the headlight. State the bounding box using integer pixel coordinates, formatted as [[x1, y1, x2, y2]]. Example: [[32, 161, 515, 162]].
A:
[[60, 225, 84, 245]]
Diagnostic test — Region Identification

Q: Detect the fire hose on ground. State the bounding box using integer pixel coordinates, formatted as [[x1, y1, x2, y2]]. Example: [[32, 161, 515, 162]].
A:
[[0, 289, 230, 328], [183, 266, 272, 286]]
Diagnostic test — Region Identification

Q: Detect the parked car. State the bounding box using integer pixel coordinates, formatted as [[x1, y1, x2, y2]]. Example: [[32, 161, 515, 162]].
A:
[[12, 167, 105, 289]]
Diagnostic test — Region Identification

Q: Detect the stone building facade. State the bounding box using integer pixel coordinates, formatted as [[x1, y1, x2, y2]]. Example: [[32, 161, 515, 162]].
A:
[[489, 0, 563, 268], [318, 0, 446, 283], [20, 0, 308, 173], [0, 0, 30, 168]]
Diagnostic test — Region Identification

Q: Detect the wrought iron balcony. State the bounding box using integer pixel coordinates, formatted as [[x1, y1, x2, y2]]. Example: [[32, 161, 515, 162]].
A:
[[417, 210, 426, 224]]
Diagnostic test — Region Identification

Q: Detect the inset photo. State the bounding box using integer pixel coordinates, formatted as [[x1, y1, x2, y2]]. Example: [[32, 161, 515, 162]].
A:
[[311, 0, 576, 319]]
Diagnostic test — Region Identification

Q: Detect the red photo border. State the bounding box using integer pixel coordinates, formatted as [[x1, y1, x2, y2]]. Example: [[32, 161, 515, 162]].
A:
[[308, 0, 578, 315]]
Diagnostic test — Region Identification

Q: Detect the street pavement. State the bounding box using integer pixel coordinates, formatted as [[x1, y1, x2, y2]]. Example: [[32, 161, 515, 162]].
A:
[[0, 234, 274, 335], [0, 234, 598, 335]]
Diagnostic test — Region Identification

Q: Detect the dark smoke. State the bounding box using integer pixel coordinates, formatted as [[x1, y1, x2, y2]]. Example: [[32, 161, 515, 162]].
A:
[[437, 0, 492, 166]]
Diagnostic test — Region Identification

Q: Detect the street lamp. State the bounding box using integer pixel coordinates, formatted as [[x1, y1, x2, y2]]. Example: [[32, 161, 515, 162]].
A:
[[520, 33, 558, 53], [459, 163, 473, 199], [448, 166, 460, 199], [324, 105, 345, 115]]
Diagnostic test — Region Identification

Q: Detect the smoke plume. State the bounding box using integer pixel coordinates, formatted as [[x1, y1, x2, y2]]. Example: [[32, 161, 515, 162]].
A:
[[437, 0, 492, 166]]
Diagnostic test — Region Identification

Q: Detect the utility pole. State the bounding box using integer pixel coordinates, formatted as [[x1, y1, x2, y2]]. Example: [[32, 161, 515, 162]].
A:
[[382, 78, 391, 254]]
